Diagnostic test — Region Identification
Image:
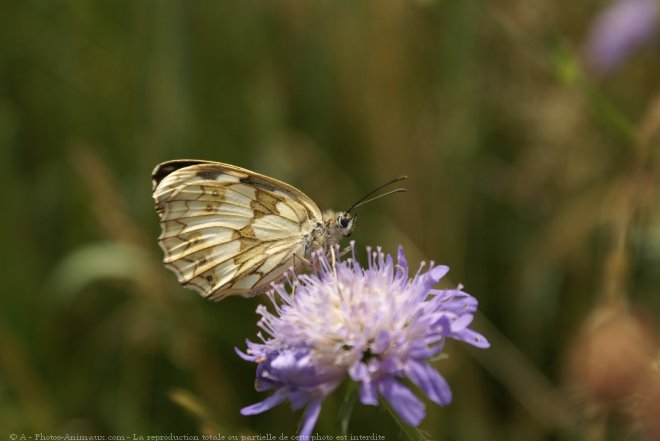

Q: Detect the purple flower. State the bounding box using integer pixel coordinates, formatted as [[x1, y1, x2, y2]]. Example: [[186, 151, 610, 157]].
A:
[[237, 244, 489, 437], [585, 0, 658, 73]]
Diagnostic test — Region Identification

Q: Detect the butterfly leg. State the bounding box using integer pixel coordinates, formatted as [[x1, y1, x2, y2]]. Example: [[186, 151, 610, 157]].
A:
[[338, 246, 352, 258], [290, 253, 315, 298], [292, 253, 313, 271]]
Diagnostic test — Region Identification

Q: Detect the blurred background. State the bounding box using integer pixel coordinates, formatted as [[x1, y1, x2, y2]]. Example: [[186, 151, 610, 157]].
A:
[[1, 0, 659, 440]]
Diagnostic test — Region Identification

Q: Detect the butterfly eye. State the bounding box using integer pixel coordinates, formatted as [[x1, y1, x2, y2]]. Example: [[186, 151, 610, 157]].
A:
[[338, 214, 356, 236]]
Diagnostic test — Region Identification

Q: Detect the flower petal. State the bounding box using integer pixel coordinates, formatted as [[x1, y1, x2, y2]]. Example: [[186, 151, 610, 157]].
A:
[[395, 245, 409, 281], [349, 361, 369, 382], [429, 265, 449, 282], [234, 345, 255, 361], [359, 381, 378, 405], [241, 389, 288, 415], [378, 379, 426, 426], [289, 390, 312, 411], [299, 398, 323, 438], [459, 328, 491, 348], [451, 314, 474, 332], [405, 361, 452, 406], [585, 0, 658, 73]]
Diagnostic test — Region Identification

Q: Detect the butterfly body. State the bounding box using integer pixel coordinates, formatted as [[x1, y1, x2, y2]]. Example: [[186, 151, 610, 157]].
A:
[[152, 160, 356, 300]]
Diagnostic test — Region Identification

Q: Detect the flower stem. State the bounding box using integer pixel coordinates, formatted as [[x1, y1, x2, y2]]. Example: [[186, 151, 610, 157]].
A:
[[338, 381, 358, 435]]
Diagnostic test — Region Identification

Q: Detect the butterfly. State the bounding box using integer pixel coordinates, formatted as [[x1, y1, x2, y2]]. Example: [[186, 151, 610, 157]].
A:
[[152, 160, 406, 300]]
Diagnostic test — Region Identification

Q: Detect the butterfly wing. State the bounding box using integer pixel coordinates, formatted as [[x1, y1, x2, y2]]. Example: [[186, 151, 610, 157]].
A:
[[152, 160, 323, 300]]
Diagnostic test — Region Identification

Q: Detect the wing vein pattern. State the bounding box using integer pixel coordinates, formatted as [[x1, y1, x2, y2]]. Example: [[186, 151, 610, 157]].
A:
[[152, 160, 322, 300]]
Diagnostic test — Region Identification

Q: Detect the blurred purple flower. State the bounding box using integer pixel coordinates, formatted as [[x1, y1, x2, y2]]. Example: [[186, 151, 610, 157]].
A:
[[585, 0, 658, 73], [237, 243, 489, 437]]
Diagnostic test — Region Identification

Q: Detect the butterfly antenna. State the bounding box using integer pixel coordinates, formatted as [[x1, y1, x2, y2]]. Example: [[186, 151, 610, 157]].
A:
[[346, 175, 408, 213]]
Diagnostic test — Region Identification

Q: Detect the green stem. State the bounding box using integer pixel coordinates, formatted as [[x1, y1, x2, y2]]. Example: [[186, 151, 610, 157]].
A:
[[549, 34, 639, 146], [485, 3, 639, 146], [338, 382, 358, 435], [576, 74, 639, 145]]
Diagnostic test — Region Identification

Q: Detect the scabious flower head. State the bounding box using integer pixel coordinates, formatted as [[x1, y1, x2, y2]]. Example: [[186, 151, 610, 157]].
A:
[[585, 0, 658, 74], [237, 243, 489, 437]]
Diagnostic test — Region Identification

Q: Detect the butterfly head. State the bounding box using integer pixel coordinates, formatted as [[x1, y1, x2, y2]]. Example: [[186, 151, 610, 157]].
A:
[[324, 176, 408, 243], [336, 212, 357, 237], [322, 210, 357, 239]]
